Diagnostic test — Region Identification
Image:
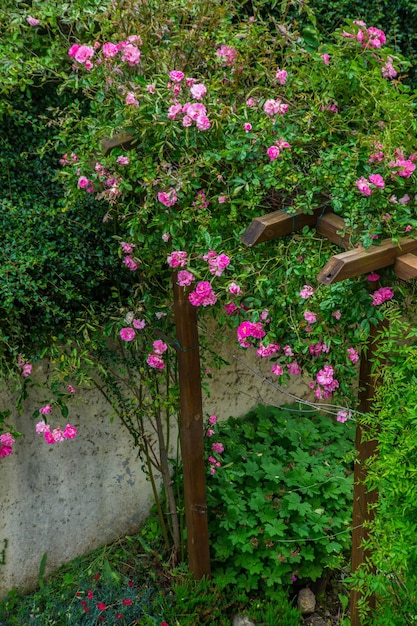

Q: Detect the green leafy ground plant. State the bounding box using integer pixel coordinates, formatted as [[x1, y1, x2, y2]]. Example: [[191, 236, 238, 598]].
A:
[[205, 404, 355, 599]]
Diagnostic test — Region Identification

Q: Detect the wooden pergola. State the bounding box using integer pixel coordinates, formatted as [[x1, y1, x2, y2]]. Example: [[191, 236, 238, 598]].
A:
[[104, 134, 417, 624], [240, 206, 417, 625]]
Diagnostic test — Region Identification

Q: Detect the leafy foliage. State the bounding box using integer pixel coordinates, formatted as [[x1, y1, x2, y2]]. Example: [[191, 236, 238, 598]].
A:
[[354, 309, 417, 624], [206, 404, 354, 598]]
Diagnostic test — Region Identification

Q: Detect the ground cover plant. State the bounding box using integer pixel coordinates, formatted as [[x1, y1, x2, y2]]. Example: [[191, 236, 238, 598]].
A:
[[205, 404, 355, 597], [2, 0, 417, 622]]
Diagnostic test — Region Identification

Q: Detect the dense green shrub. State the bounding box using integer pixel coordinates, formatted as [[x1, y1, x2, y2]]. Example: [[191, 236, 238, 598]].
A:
[[206, 404, 355, 598], [355, 309, 417, 624]]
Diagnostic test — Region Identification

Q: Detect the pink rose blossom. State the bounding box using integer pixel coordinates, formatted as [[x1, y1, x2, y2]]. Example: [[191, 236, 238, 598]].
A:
[[332, 310, 342, 320], [287, 360, 301, 375], [382, 57, 397, 79], [367, 273, 380, 281], [158, 189, 178, 207], [390, 157, 416, 178], [190, 83, 207, 100], [121, 44, 141, 66], [123, 256, 139, 271], [182, 115, 193, 127], [369, 151, 384, 163], [206, 428, 214, 437], [228, 282, 241, 295], [67, 385, 76, 393], [64, 424, 78, 439], [177, 270, 195, 287], [133, 318, 146, 329], [146, 84, 156, 93], [68, 44, 80, 58], [169, 70, 184, 82], [367, 27, 386, 48], [405, 225, 413, 232], [399, 194, 410, 205], [196, 115, 211, 131], [185, 102, 207, 120], [162, 232, 170, 242], [27, 16, 40, 26], [0, 433, 15, 446], [167, 250, 188, 268], [218, 195, 228, 204], [257, 343, 280, 357], [116, 156, 130, 166], [39, 404, 52, 415], [189, 281, 217, 307], [147, 354, 165, 369], [74, 45, 95, 64], [246, 97, 257, 108], [371, 286, 394, 305], [283, 345, 293, 356], [303, 311, 317, 324], [212, 442, 224, 454], [275, 69, 287, 85], [243, 123, 252, 132], [153, 340, 168, 355], [316, 365, 334, 386], [209, 414, 217, 425], [120, 241, 135, 253], [168, 104, 183, 120], [36, 421, 49, 434], [347, 347, 360, 363], [271, 364, 284, 376], [225, 302, 238, 315], [216, 45, 237, 66], [300, 285, 314, 299], [0, 445, 13, 458], [263, 99, 280, 116], [208, 253, 230, 276], [52, 428, 64, 443], [120, 327, 136, 342], [369, 173, 385, 188], [321, 53, 330, 65], [20, 362, 32, 377], [102, 42, 119, 58], [336, 410, 351, 423], [125, 92, 139, 107], [78, 176, 90, 189], [44, 430, 55, 444], [267, 146, 280, 161], [356, 177, 372, 195]]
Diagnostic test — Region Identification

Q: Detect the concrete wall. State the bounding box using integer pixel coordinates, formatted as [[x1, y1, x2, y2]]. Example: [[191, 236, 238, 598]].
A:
[[0, 338, 313, 598]]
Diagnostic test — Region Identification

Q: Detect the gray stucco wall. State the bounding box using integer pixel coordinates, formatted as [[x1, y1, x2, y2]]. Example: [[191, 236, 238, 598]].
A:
[[0, 338, 313, 598]]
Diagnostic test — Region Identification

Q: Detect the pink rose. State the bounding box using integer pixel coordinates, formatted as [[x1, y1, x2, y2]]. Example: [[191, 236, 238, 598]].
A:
[[190, 83, 207, 100], [169, 70, 185, 82], [120, 327, 136, 341], [147, 353, 165, 369], [158, 189, 178, 207], [63, 425, 77, 439]]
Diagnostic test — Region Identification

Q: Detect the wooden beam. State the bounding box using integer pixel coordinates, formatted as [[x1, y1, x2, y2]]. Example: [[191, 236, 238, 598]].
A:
[[241, 207, 327, 246], [350, 320, 385, 626], [172, 276, 211, 579], [315, 212, 351, 249], [318, 237, 417, 285], [102, 132, 137, 156], [394, 252, 417, 281]]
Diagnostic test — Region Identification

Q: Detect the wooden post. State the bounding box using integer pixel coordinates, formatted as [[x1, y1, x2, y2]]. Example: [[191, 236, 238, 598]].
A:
[[172, 275, 211, 579], [350, 321, 385, 625]]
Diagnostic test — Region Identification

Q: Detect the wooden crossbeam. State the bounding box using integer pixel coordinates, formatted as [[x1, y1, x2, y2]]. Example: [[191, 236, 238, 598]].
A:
[[241, 207, 328, 246], [394, 253, 417, 281], [102, 132, 137, 156], [318, 237, 417, 285], [315, 212, 351, 249]]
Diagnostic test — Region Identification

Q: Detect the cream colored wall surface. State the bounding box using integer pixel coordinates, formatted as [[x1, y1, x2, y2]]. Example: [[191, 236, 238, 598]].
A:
[[0, 337, 313, 598]]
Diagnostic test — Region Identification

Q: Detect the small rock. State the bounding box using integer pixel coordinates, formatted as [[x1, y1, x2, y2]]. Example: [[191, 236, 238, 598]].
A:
[[297, 587, 316, 614], [232, 616, 256, 626]]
